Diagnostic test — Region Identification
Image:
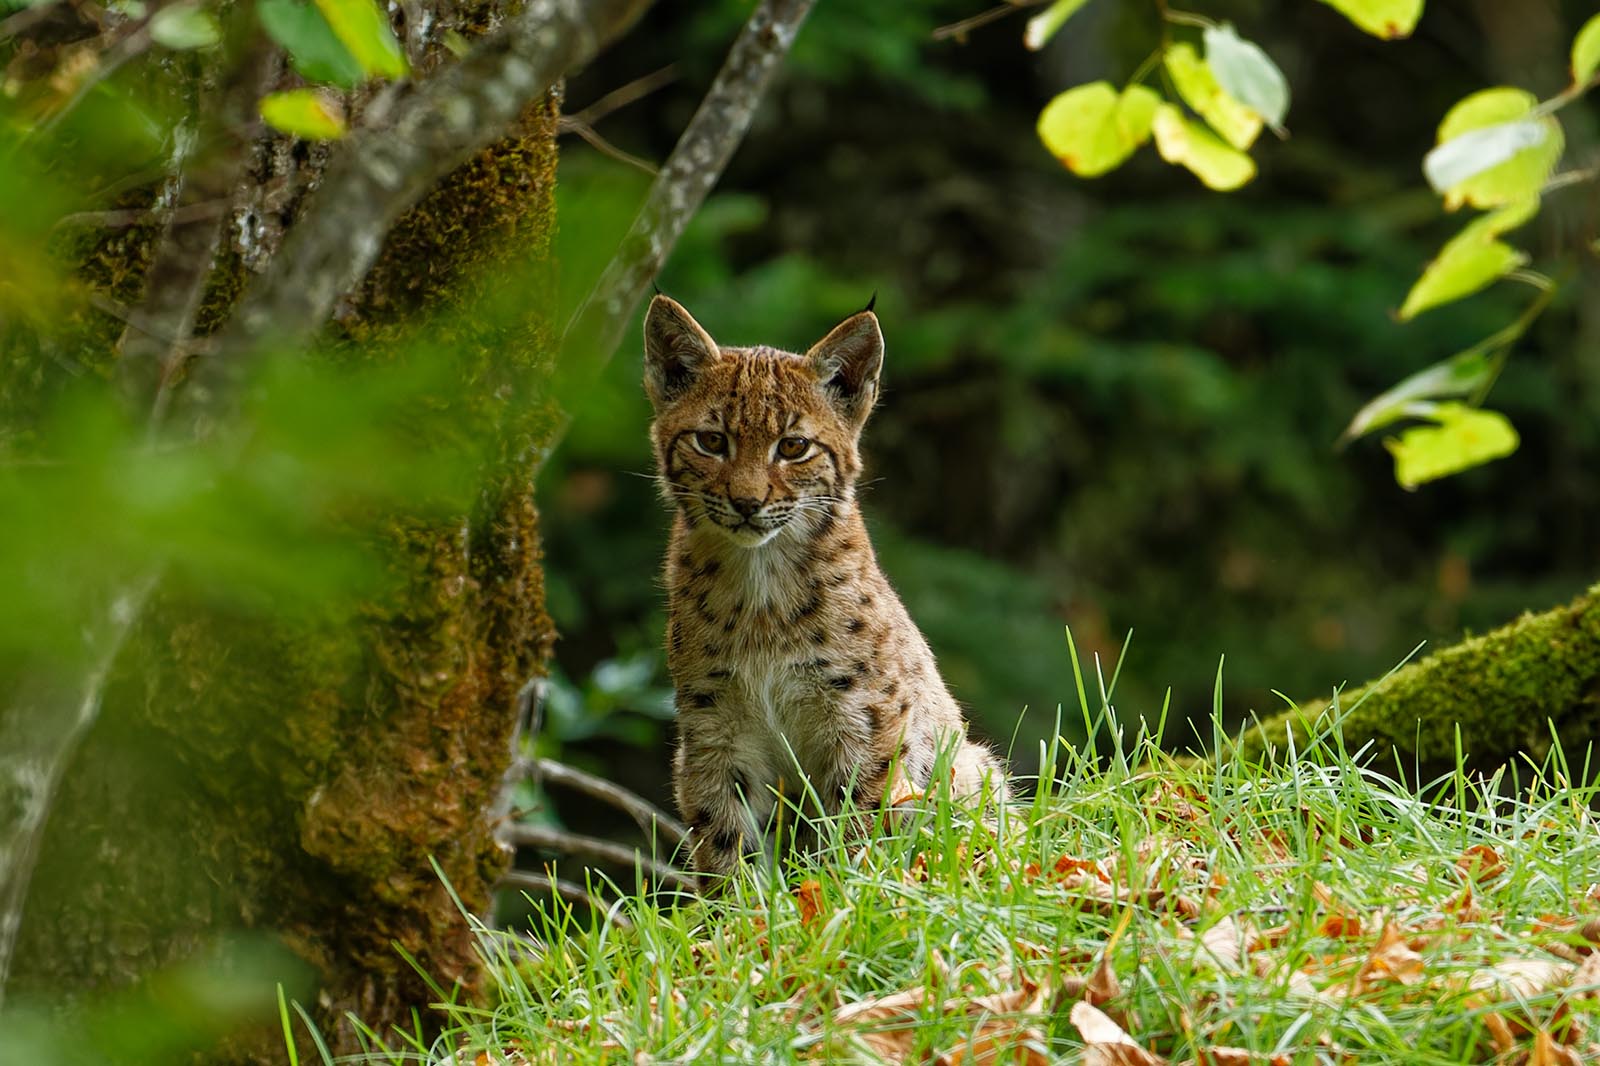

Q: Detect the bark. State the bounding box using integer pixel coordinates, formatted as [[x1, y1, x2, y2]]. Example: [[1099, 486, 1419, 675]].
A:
[[1, 1, 581, 1060], [1236, 584, 1600, 780]]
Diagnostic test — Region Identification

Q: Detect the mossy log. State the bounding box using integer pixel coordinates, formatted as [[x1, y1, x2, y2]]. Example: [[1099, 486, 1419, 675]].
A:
[[1236, 584, 1600, 780]]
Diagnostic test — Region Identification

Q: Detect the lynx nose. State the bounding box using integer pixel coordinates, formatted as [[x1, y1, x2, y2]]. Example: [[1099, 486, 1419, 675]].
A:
[[729, 496, 761, 517]]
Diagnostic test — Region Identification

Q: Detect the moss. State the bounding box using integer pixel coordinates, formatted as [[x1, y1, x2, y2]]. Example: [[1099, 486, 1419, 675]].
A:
[[1236, 584, 1600, 778], [13, 89, 563, 1066]]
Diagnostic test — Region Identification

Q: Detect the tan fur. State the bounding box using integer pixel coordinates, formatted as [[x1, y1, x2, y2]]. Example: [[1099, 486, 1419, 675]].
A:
[[643, 295, 1007, 887]]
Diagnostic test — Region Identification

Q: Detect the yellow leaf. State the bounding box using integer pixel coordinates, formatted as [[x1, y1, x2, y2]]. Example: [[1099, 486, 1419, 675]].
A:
[[259, 88, 347, 141], [1037, 82, 1160, 178], [1164, 43, 1261, 150], [1315, 0, 1423, 39], [1432, 88, 1563, 210], [1151, 104, 1256, 191]]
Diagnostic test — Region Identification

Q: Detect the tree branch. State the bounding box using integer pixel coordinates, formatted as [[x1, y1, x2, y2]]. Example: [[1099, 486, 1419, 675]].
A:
[[0, 575, 158, 1005], [533, 757, 688, 846], [186, 0, 655, 423], [498, 823, 694, 892], [496, 870, 634, 928], [543, 0, 817, 454]]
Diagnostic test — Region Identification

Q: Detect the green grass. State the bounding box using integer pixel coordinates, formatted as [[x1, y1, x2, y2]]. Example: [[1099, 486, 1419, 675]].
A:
[[335, 662, 1600, 1066]]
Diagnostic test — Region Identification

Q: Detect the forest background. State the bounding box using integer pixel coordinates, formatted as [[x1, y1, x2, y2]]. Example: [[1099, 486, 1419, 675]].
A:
[[540, 0, 1599, 810]]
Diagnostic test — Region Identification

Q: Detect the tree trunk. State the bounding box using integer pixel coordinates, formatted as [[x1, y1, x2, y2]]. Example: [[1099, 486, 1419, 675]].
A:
[[1236, 584, 1600, 781], [3, 6, 567, 1060]]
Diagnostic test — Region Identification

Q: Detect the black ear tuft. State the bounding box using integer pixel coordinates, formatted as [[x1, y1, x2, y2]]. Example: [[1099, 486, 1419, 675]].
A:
[[643, 295, 720, 407], [863, 290, 877, 314], [653, 281, 663, 296], [805, 310, 884, 427]]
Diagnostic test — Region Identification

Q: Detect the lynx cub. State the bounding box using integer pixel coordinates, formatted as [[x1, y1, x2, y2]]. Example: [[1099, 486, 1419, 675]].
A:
[[643, 295, 1006, 886]]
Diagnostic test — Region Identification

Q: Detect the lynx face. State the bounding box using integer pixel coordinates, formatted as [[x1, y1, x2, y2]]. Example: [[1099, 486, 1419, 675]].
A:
[[643, 296, 884, 549]]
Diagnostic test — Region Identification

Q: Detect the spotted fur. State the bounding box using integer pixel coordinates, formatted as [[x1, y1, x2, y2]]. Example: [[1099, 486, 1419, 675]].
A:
[[643, 295, 1007, 888]]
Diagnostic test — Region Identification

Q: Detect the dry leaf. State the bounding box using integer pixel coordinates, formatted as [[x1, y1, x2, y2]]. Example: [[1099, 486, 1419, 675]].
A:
[[795, 879, 825, 928], [1467, 958, 1571, 1001], [1069, 1001, 1165, 1066], [1199, 916, 1247, 970], [1195, 1048, 1291, 1066], [1456, 844, 1506, 883], [1319, 913, 1362, 938], [1355, 920, 1424, 992], [1087, 950, 1123, 1005], [1530, 1030, 1584, 1066], [1572, 951, 1600, 999]]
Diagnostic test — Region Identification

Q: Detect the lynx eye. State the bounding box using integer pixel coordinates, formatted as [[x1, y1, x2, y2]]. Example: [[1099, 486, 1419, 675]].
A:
[[776, 436, 810, 461], [692, 430, 728, 457]]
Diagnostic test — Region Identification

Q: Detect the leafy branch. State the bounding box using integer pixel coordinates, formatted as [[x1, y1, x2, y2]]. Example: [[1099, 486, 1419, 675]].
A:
[[1017, 0, 1600, 488]]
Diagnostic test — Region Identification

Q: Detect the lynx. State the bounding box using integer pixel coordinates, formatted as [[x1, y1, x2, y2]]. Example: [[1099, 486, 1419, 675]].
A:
[[643, 295, 1006, 886]]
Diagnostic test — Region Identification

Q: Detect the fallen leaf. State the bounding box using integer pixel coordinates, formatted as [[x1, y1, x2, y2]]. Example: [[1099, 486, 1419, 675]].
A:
[[1086, 950, 1123, 1005], [1456, 844, 1506, 883], [1070, 1001, 1165, 1066], [1196, 1048, 1291, 1066], [795, 879, 825, 928], [1531, 1030, 1584, 1066], [1355, 920, 1424, 992]]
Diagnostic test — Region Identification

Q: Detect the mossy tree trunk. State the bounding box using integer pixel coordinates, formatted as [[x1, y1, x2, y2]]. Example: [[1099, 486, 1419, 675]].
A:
[[1237, 584, 1600, 781], [1, 2, 584, 1059]]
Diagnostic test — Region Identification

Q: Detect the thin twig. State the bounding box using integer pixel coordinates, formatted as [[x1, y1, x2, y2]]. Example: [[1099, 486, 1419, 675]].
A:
[[569, 63, 678, 125], [931, 2, 1037, 43], [497, 870, 634, 929], [543, 0, 816, 461], [53, 199, 233, 233], [534, 757, 688, 845], [558, 116, 658, 173], [500, 824, 695, 892]]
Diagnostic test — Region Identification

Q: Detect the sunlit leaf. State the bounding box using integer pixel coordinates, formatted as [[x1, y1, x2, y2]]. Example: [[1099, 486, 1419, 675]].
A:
[[1400, 240, 1524, 320], [1037, 81, 1160, 177], [1164, 42, 1261, 150], [1152, 103, 1256, 190], [149, 1, 221, 49], [1573, 13, 1600, 85], [1314, 0, 1423, 39], [259, 0, 365, 88], [1340, 348, 1495, 442], [1429, 88, 1562, 209], [313, 0, 408, 79], [1384, 404, 1519, 489], [1399, 196, 1537, 319], [260, 88, 348, 140], [1024, 0, 1095, 51], [1203, 23, 1289, 129]]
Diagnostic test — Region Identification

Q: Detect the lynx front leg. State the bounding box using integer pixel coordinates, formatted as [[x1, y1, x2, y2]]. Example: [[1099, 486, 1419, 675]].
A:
[[672, 734, 774, 892]]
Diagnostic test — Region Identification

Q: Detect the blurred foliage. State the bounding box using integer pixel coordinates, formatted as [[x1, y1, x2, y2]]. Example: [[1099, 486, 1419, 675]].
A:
[[538, 0, 1600, 795], [0, 936, 312, 1066]]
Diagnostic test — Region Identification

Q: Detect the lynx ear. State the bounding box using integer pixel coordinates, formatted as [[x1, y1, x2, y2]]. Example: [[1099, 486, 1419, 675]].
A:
[[806, 310, 884, 425], [644, 295, 721, 406]]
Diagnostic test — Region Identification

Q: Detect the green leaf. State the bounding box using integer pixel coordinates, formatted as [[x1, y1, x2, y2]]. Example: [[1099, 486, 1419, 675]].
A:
[[312, 0, 407, 79], [1023, 0, 1096, 51], [149, 2, 220, 49], [1340, 349, 1495, 442], [260, 88, 347, 141], [1429, 88, 1563, 210], [1400, 198, 1538, 319], [1202, 23, 1289, 129], [1036, 82, 1160, 178], [259, 0, 365, 89], [1164, 43, 1261, 150], [1384, 404, 1518, 489], [1314, 0, 1423, 39], [1573, 13, 1600, 85], [1400, 241, 1523, 320], [1151, 103, 1256, 190]]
